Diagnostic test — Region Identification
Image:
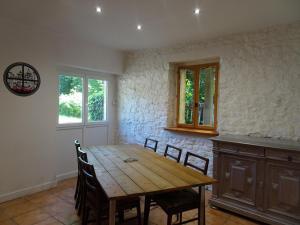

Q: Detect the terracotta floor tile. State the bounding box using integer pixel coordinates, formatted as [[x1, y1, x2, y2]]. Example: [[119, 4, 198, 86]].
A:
[[0, 198, 28, 210], [225, 215, 263, 225], [27, 194, 63, 208], [42, 201, 75, 216], [2, 202, 40, 218], [0, 177, 262, 225], [35, 217, 64, 225], [53, 212, 80, 225], [0, 219, 18, 225], [54, 188, 76, 205], [12, 209, 51, 225], [0, 211, 11, 222]]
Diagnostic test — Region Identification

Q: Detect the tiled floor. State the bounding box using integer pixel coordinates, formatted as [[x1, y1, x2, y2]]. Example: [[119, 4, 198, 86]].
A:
[[0, 178, 262, 225]]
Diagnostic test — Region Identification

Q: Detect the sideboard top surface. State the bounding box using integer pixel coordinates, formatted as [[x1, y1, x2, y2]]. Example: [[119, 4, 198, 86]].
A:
[[210, 135, 300, 152]]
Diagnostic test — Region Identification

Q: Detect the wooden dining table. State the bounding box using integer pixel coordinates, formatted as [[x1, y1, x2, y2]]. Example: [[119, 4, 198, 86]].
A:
[[83, 144, 217, 225]]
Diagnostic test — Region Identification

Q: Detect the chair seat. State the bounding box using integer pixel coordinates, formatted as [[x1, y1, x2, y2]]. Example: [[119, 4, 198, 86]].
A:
[[118, 197, 141, 209], [153, 189, 199, 214], [87, 192, 140, 211]]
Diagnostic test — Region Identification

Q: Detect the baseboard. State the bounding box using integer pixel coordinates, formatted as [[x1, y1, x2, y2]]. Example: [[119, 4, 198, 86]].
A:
[[0, 180, 57, 204], [0, 170, 77, 204], [55, 170, 77, 182]]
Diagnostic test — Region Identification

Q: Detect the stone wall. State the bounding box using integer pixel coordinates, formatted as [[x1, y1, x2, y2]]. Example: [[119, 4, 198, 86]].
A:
[[117, 23, 300, 177]]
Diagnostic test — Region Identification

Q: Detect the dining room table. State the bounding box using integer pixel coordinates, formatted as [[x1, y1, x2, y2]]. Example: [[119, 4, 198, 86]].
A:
[[83, 144, 217, 225]]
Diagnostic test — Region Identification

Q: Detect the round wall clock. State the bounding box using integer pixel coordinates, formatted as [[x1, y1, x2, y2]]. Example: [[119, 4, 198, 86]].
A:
[[3, 62, 41, 96]]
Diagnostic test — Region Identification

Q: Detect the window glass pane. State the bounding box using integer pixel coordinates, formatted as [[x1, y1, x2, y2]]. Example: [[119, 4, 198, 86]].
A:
[[198, 67, 216, 126], [88, 79, 106, 122], [178, 69, 195, 125], [58, 75, 83, 124]]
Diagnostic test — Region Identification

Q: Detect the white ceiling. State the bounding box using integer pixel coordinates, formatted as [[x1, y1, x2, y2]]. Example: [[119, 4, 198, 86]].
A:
[[1, 0, 300, 50]]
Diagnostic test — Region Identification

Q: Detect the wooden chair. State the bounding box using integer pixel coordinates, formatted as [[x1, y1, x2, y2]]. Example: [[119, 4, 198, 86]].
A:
[[78, 156, 142, 225], [74, 140, 81, 200], [164, 144, 182, 163], [75, 146, 88, 215], [144, 138, 158, 152], [144, 152, 209, 225]]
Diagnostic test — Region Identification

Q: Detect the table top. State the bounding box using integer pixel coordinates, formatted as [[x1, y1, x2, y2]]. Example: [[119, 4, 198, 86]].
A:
[[84, 144, 216, 200]]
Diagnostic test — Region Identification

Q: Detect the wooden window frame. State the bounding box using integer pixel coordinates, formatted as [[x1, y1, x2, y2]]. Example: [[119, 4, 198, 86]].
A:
[[176, 62, 219, 132]]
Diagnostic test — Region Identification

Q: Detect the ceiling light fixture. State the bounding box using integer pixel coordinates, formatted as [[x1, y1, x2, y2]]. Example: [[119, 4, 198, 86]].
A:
[[137, 24, 142, 30], [96, 6, 102, 13], [194, 8, 200, 15]]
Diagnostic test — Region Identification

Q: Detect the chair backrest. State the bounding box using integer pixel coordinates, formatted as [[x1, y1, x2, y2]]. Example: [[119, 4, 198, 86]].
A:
[[78, 156, 99, 196], [144, 138, 158, 152], [74, 139, 81, 157], [164, 144, 182, 162], [184, 152, 209, 175], [78, 147, 88, 162]]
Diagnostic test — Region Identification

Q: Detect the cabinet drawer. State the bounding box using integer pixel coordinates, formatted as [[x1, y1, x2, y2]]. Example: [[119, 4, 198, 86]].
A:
[[217, 143, 264, 157], [266, 148, 300, 163]]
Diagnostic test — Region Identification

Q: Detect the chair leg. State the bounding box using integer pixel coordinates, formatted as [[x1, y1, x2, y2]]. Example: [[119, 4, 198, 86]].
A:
[[143, 196, 151, 225], [167, 214, 172, 225], [198, 206, 201, 225], [78, 183, 86, 216], [74, 176, 79, 200], [136, 204, 142, 225], [77, 192, 82, 216], [82, 204, 87, 225], [96, 208, 102, 225], [118, 209, 124, 223], [179, 212, 182, 223], [75, 181, 81, 210]]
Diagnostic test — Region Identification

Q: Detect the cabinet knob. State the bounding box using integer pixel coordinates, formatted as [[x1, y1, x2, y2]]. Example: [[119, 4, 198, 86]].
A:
[[225, 172, 230, 179], [235, 160, 241, 165], [247, 177, 253, 184], [272, 183, 278, 190]]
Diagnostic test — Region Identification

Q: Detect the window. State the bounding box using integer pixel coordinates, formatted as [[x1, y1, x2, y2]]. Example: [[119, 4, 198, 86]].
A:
[[87, 79, 106, 122], [58, 74, 107, 125], [176, 63, 219, 132]]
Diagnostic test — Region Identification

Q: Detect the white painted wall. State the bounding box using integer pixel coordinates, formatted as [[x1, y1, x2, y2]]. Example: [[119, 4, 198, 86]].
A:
[[117, 23, 300, 176], [0, 19, 123, 202]]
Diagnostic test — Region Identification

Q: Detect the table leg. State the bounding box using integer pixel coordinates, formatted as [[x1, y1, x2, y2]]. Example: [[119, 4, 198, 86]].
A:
[[109, 199, 116, 225], [199, 186, 205, 225]]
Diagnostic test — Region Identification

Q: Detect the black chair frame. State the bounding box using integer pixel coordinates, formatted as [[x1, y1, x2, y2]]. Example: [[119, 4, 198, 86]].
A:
[[144, 138, 158, 152], [164, 144, 182, 163], [144, 151, 209, 225], [184, 152, 209, 175]]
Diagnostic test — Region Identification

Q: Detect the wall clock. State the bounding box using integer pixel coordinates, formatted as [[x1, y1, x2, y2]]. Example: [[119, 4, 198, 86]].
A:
[[3, 62, 41, 96]]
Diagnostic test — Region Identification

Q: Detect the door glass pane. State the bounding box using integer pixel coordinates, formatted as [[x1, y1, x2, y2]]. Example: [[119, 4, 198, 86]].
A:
[[58, 75, 83, 124], [88, 79, 106, 122], [198, 67, 216, 126], [178, 69, 195, 125]]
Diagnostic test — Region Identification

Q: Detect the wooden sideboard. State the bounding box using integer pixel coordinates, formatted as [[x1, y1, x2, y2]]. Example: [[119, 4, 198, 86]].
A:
[[209, 135, 300, 225]]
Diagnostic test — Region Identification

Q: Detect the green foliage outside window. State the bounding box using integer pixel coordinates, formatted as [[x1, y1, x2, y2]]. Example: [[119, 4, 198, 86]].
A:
[[58, 75, 106, 123], [88, 79, 105, 121], [184, 71, 194, 124], [59, 76, 82, 95]]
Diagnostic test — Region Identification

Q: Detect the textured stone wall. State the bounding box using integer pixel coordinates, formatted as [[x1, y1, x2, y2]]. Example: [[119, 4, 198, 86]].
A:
[[117, 23, 300, 177]]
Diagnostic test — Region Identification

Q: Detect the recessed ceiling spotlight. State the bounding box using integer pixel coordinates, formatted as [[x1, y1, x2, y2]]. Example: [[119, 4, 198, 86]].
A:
[[96, 6, 102, 13], [137, 24, 142, 30], [194, 8, 200, 15]]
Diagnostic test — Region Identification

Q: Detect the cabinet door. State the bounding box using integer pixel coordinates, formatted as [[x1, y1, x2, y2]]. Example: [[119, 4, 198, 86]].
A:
[[265, 161, 300, 221], [220, 155, 256, 206]]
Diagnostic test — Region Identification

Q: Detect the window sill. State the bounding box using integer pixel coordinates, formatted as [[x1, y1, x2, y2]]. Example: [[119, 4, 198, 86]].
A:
[[164, 127, 219, 136]]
